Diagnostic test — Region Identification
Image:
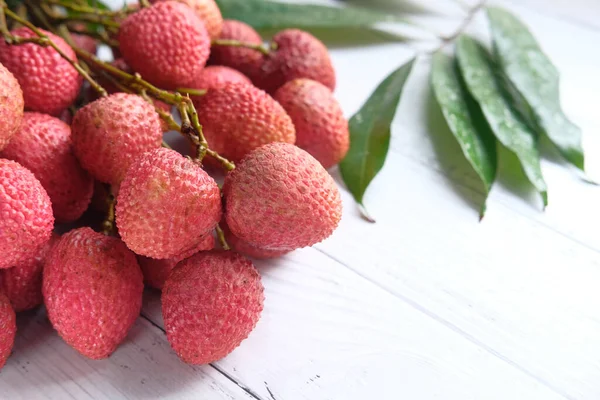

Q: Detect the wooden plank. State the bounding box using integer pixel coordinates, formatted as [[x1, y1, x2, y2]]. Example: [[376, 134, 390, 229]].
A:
[[0, 309, 256, 400], [143, 249, 565, 400], [312, 5, 600, 398]]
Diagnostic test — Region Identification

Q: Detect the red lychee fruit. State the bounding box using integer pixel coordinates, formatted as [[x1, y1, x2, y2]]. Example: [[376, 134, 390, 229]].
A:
[[71, 33, 97, 55], [0, 27, 82, 116], [0, 159, 54, 270], [0, 62, 24, 152], [118, 1, 211, 89], [209, 20, 264, 79], [1, 113, 94, 223], [224, 143, 342, 251], [193, 82, 295, 163], [138, 234, 215, 290], [274, 79, 349, 169], [222, 222, 288, 259], [116, 148, 222, 259], [191, 66, 252, 91], [0, 292, 16, 370], [151, 0, 223, 39], [43, 228, 143, 360], [71, 93, 163, 185], [162, 251, 264, 364], [0, 234, 59, 312], [254, 29, 336, 94]]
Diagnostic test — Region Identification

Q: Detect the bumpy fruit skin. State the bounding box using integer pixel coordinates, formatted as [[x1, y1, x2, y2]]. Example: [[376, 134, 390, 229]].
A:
[[209, 20, 263, 78], [0, 234, 59, 312], [72, 33, 97, 55], [0, 160, 54, 270], [138, 234, 215, 290], [119, 1, 210, 89], [254, 29, 335, 94], [0, 28, 82, 116], [194, 82, 296, 163], [72, 93, 163, 185], [274, 79, 349, 169], [191, 66, 252, 91], [0, 292, 16, 370], [224, 143, 342, 251], [222, 222, 288, 259], [1, 113, 94, 222], [0, 63, 24, 151], [162, 251, 264, 364], [152, 0, 223, 39], [43, 228, 144, 360], [116, 148, 222, 259]]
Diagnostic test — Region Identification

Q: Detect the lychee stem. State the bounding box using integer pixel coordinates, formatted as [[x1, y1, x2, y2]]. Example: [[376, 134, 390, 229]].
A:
[[211, 39, 271, 56], [215, 225, 230, 251], [0, 4, 108, 97], [42, 0, 119, 17], [175, 87, 207, 97], [101, 187, 116, 236], [39, 0, 122, 30]]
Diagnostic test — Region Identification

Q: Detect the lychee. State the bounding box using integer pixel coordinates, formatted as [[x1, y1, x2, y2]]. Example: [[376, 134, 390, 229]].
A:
[[71, 33, 98, 55], [71, 93, 163, 185], [0, 292, 16, 370], [151, 0, 223, 39], [0, 62, 23, 152], [1, 113, 94, 223], [118, 1, 211, 89], [0, 159, 54, 270], [0, 27, 82, 116], [138, 234, 215, 290], [116, 148, 222, 259], [274, 79, 349, 169], [43, 228, 143, 360], [193, 82, 296, 163], [191, 66, 252, 92], [162, 251, 264, 364], [209, 20, 263, 79], [222, 222, 288, 259], [223, 143, 342, 251], [254, 29, 336, 94], [0, 234, 59, 312]]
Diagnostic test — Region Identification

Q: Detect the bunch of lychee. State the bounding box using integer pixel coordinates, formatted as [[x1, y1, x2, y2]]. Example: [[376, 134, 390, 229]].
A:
[[0, 0, 349, 368]]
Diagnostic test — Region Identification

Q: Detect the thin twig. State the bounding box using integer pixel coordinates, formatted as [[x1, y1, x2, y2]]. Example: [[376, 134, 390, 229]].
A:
[[211, 39, 270, 56], [216, 225, 230, 250]]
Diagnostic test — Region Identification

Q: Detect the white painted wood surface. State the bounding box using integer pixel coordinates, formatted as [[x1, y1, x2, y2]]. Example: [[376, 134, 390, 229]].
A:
[[2, 0, 600, 399]]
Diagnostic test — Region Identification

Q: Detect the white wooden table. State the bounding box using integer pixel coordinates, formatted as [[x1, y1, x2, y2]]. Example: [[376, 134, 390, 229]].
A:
[[2, 0, 600, 399]]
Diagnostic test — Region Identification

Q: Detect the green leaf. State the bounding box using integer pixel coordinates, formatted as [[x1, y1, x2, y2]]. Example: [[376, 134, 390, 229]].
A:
[[215, 0, 405, 34], [431, 52, 497, 217], [456, 36, 548, 207], [340, 58, 415, 222], [487, 7, 585, 171]]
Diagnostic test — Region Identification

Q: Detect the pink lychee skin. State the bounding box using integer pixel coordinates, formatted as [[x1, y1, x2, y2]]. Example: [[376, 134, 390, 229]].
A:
[[274, 79, 349, 169], [43, 228, 144, 360], [0, 27, 83, 116], [223, 143, 342, 251], [138, 234, 215, 290], [193, 82, 296, 164], [254, 29, 336, 94], [208, 20, 263, 79], [222, 222, 288, 259], [0, 159, 54, 270], [162, 251, 264, 364], [1, 113, 94, 223], [72, 33, 97, 55], [0, 234, 59, 312], [0, 292, 16, 370], [0, 62, 24, 151], [71, 93, 163, 185], [118, 1, 211, 89], [116, 148, 222, 259], [191, 66, 252, 92], [151, 0, 223, 39]]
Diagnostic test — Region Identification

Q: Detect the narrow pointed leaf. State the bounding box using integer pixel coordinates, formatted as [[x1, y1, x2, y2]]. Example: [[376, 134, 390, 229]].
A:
[[487, 7, 584, 171], [215, 0, 405, 32], [431, 52, 497, 217], [340, 58, 415, 221], [456, 36, 548, 206]]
